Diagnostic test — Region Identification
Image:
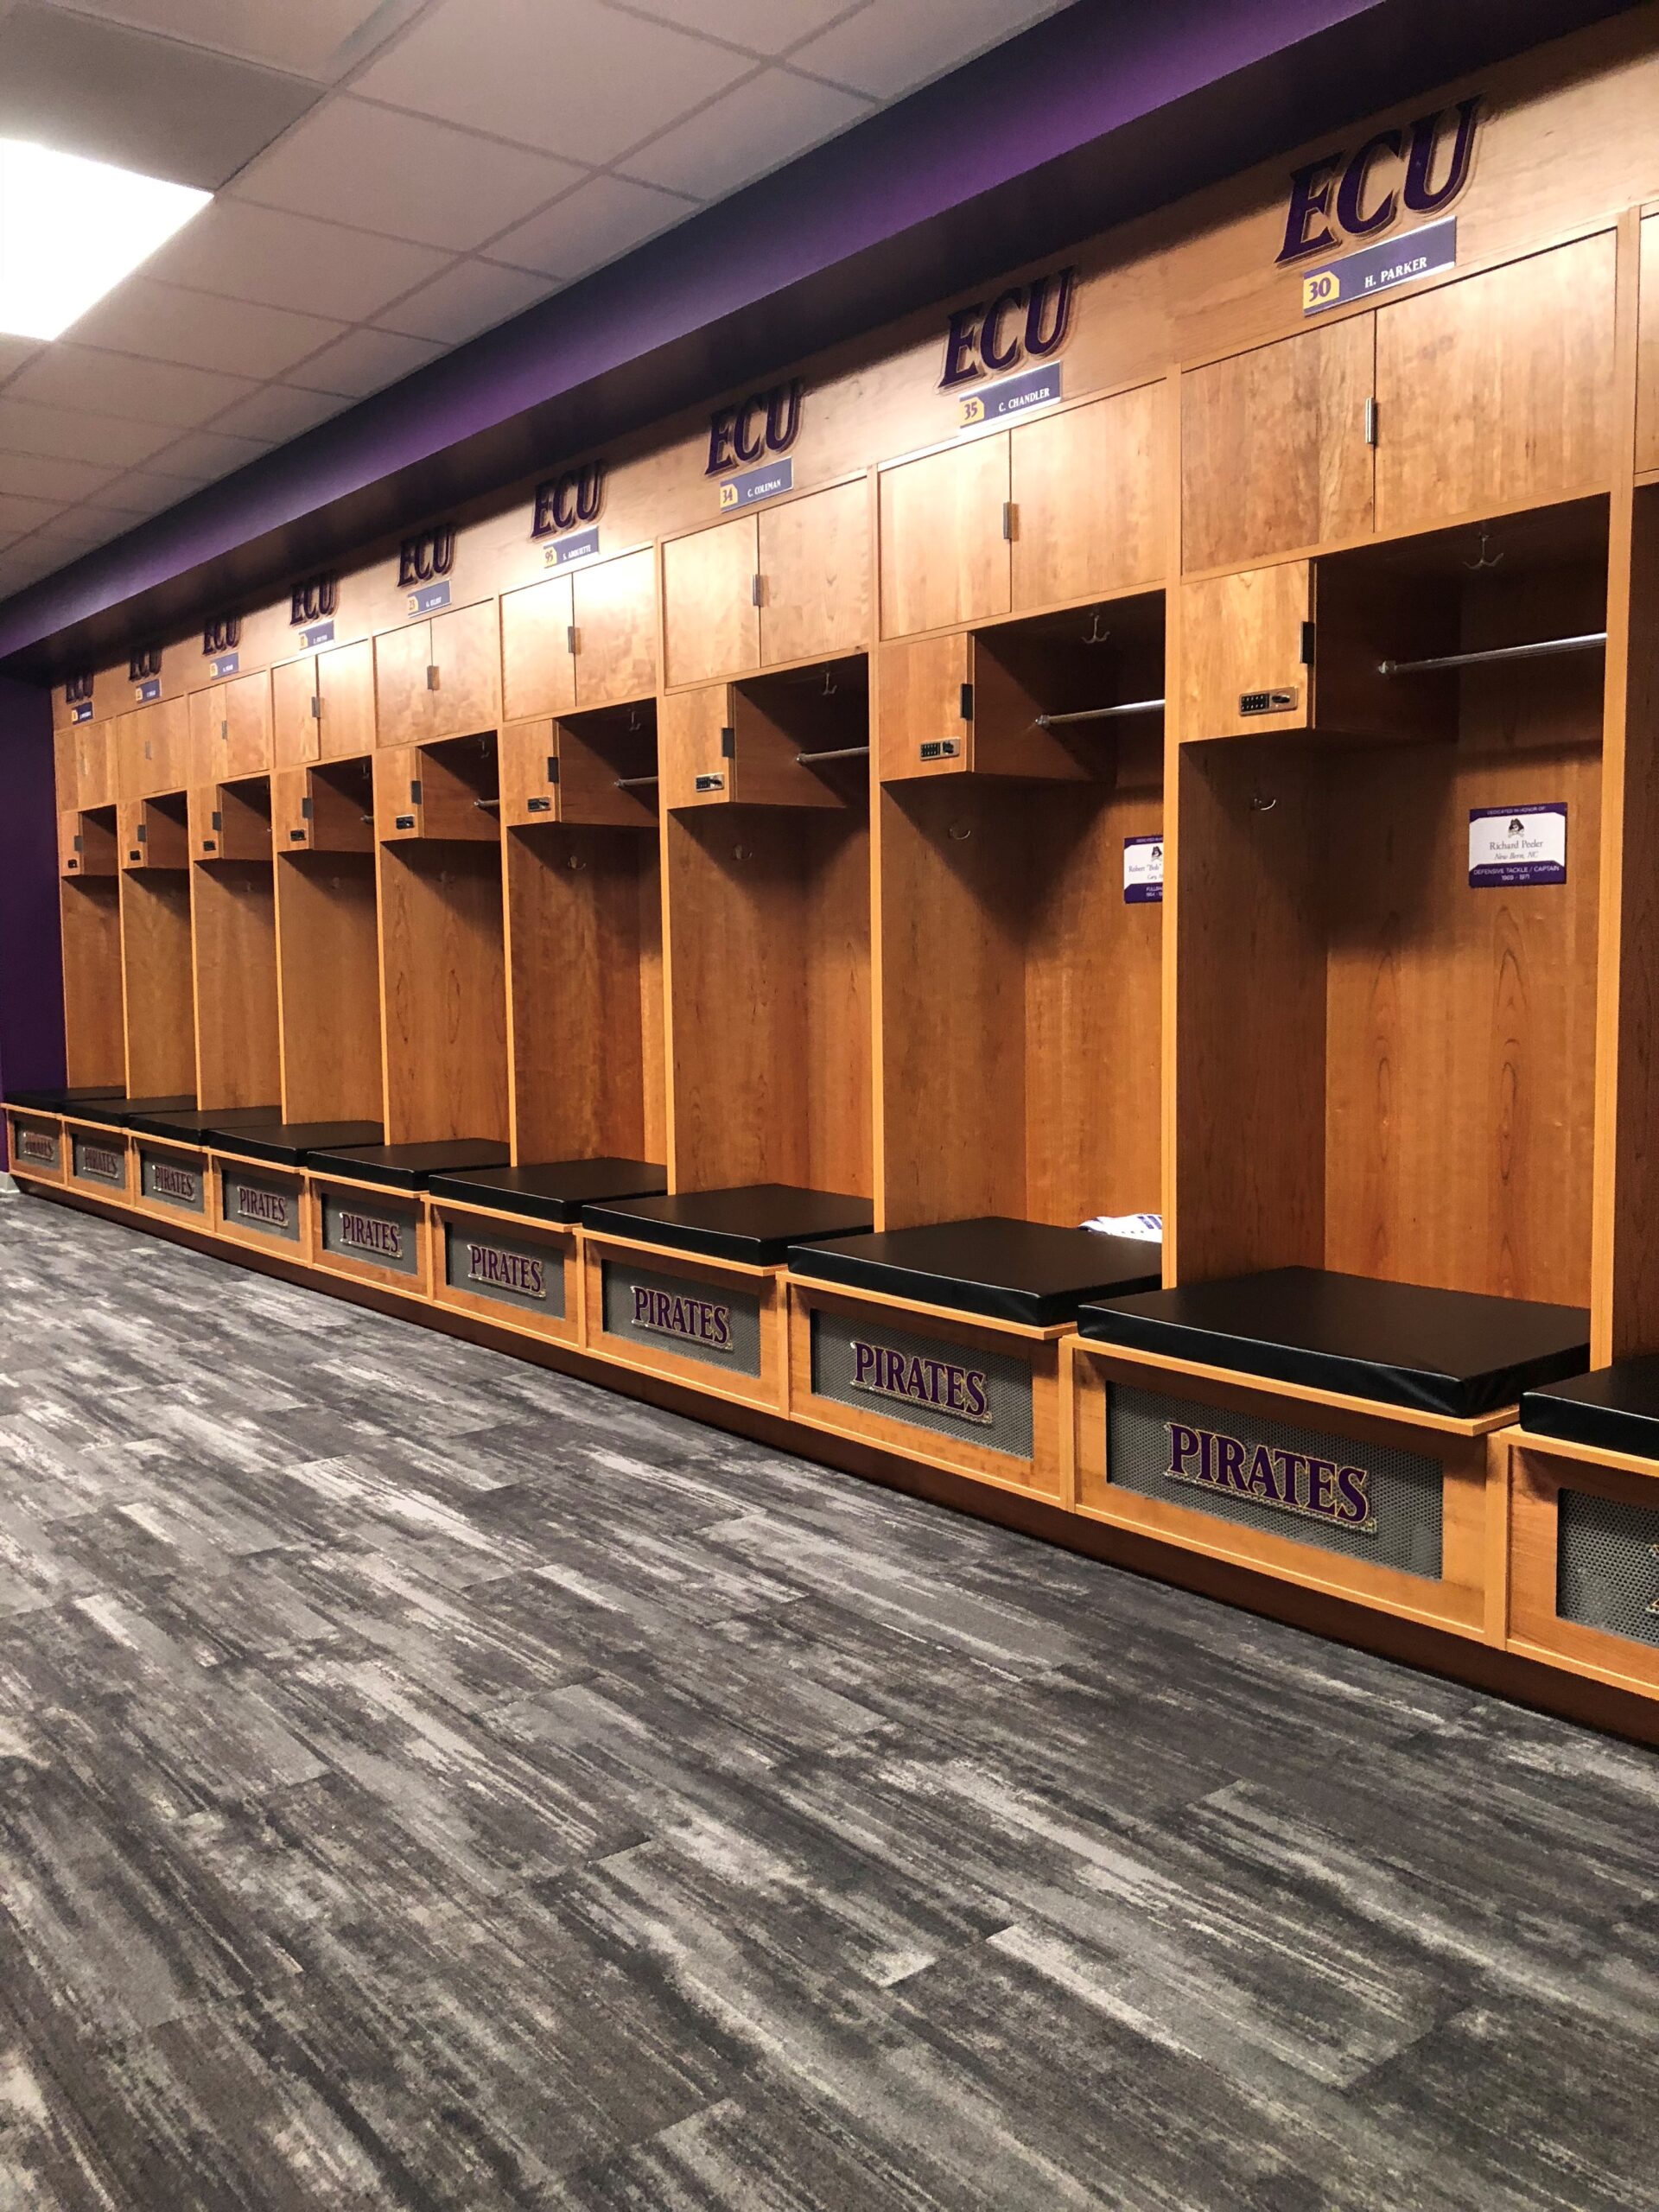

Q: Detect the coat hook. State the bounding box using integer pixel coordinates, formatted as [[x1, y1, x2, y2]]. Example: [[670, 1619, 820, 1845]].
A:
[[627, 708, 641, 734], [948, 819, 973, 842], [1463, 530, 1503, 571], [1249, 793, 1278, 813], [821, 664, 838, 696], [1083, 613, 1111, 645]]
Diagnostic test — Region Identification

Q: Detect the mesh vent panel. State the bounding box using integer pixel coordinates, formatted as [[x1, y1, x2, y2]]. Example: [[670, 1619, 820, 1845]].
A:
[[139, 1148, 205, 1213], [321, 1191, 419, 1275], [1557, 1488, 1659, 1649], [1106, 1383, 1444, 1580], [809, 1307, 1033, 1459], [219, 1170, 301, 1243], [601, 1259, 762, 1376], [444, 1224, 565, 1317], [71, 1135, 125, 1186]]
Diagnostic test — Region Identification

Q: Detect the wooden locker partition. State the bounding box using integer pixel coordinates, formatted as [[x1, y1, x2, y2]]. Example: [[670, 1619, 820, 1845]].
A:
[[378, 833, 509, 1147]]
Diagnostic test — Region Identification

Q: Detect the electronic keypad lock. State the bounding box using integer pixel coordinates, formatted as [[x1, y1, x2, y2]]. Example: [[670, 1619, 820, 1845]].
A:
[[1238, 689, 1298, 716]]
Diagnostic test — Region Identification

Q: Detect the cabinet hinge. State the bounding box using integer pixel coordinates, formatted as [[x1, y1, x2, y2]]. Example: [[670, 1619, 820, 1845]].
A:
[[959, 683, 974, 722], [300, 797, 313, 819], [1300, 620, 1316, 666], [546, 755, 560, 784], [210, 810, 221, 831], [720, 725, 735, 758], [410, 779, 423, 805]]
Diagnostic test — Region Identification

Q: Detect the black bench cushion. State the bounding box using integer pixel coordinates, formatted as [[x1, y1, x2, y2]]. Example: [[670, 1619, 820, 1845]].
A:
[[127, 1105, 280, 1141], [1078, 1266, 1590, 1420], [306, 1140, 512, 1191], [787, 1217, 1163, 1329], [78, 1096, 195, 1128], [208, 1120, 385, 1166], [1520, 1358, 1659, 1462], [582, 1184, 873, 1266], [6, 1087, 124, 1111], [428, 1159, 666, 1224]]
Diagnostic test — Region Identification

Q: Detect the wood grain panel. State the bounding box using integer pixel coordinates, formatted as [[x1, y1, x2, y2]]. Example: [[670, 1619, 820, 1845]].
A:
[[759, 480, 870, 666], [1178, 563, 1313, 741], [223, 671, 273, 779], [60, 880, 124, 1088], [879, 435, 1010, 638], [1181, 318, 1374, 573], [317, 638, 376, 760], [573, 548, 658, 707], [373, 622, 435, 749], [1376, 232, 1618, 535], [873, 632, 971, 782], [271, 655, 319, 771], [1639, 213, 1659, 474], [428, 600, 502, 739], [662, 518, 759, 689], [119, 871, 196, 1097], [658, 683, 734, 811], [377, 842, 508, 1145], [500, 574, 576, 721], [1013, 385, 1167, 607], [273, 852, 384, 1125], [191, 861, 280, 1109]]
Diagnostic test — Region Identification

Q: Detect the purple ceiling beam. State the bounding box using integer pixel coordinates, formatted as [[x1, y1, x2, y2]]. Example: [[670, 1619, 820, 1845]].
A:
[[0, 0, 1633, 677]]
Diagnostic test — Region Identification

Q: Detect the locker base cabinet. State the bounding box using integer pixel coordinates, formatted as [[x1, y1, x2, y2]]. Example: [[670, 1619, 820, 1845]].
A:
[[1505, 1433, 1659, 1699]]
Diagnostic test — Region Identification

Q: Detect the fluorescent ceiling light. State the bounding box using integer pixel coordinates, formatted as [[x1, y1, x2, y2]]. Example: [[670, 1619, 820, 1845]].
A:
[[0, 139, 209, 341]]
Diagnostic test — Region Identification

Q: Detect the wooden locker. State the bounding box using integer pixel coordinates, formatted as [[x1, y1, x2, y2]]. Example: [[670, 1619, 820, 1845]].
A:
[[128, 698, 188, 798], [222, 671, 272, 778], [1182, 319, 1375, 573], [270, 655, 319, 770], [879, 435, 1011, 638], [499, 717, 656, 830], [500, 573, 577, 721], [374, 746, 425, 841], [658, 685, 734, 810], [374, 601, 500, 747], [118, 795, 188, 870], [758, 480, 870, 667], [1011, 385, 1166, 608], [317, 638, 375, 760], [58, 809, 82, 878], [662, 519, 759, 689], [188, 783, 269, 863], [572, 547, 657, 707], [54, 726, 79, 811], [1179, 563, 1314, 741], [1639, 213, 1658, 476], [188, 685, 225, 785], [874, 633, 972, 781], [76, 721, 112, 811], [1374, 232, 1618, 536]]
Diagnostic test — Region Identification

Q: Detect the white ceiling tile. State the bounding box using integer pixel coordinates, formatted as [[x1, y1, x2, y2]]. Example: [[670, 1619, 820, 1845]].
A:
[[0, 337, 44, 380], [621, 0, 857, 56], [351, 0, 753, 165], [10, 511, 125, 557], [0, 491, 64, 534], [41, 0, 399, 79], [232, 95, 586, 251], [96, 466, 213, 517], [144, 200, 453, 321], [0, 402, 176, 467], [376, 258, 553, 344], [3, 346, 260, 429], [488, 174, 693, 280], [790, 0, 1073, 98], [66, 279, 347, 379], [209, 384, 351, 443], [143, 426, 274, 481], [623, 67, 869, 200], [0, 453, 119, 503], [288, 326, 448, 398]]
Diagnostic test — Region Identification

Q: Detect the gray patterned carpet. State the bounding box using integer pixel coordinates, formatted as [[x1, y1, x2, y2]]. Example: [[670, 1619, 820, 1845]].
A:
[[1, 1194, 1657, 2210]]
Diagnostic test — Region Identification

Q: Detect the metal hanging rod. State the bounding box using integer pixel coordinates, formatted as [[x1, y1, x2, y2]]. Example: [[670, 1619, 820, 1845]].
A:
[[1379, 632, 1607, 677], [796, 744, 870, 764], [474, 798, 499, 810], [1034, 697, 1165, 728], [614, 773, 659, 789]]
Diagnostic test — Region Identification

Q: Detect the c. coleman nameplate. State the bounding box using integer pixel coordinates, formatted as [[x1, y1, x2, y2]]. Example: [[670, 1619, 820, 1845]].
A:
[[139, 1148, 205, 1213], [220, 1170, 301, 1243], [809, 1310, 1033, 1458], [71, 1136, 125, 1186], [600, 1260, 762, 1376], [444, 1225, 563, 1317], [321, 1192, 419, 1276], [1107, 1383, 1443, 1579]]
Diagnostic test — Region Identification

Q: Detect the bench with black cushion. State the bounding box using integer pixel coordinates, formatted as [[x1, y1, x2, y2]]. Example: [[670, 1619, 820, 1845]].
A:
[[207, 1120, 385, 1166], [1078, 1266, 1590, 1421], [1520, 1358, 1659, 1462], [428, 1159, 666, 1224], [78, 1095, 195, 1128], [6, 1087, 124, 1111], [582, 1183, 873, 1266], [126, 1104, 280, 1141], [787, 1217, 1163, 1330], [305, 1140, 512, 1192]]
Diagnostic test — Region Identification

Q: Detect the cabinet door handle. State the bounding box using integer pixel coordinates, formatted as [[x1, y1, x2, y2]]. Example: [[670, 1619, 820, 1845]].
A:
[[309, 696, 321, 719], [751, 574, 763, 607], [426, 664, 441, 690], [567, 625, 579, 655], [1001, 502, 1016, 542]]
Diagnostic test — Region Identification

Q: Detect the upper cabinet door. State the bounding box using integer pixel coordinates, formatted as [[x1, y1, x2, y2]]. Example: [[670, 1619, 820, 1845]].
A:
[[131, 697, 188, 796], [316, 639, 375, 760], [1182, 318, 1375, 573], [879, 434, 1011, 639], [572, 548, 658, 708], [662, 518, 759, 690], [75, 719, 112, 810], [222, 671, 272, 778], [757, 480, 870, 667], [1639, 213, 1658, 477], [374, 620, 435, 747], [1011, 385, 1166, 608], [1375, 232, 1618, 537], [500, 573, 576, 721], [271, 655, 320, 771], [427, 600, 502, 739], [188, 684, 224, 786]]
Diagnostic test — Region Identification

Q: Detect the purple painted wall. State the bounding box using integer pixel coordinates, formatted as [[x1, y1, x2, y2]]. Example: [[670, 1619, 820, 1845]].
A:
[[0, 676, 64, 1134]]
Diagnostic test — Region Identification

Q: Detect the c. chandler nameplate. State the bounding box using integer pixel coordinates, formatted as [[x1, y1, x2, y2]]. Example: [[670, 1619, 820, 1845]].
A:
[[139, 1148, 205, 1214], [321, 1191, 419, 1275], [600, 1259, 762, 1376], [444, 1224, 563, 1317], [220, 1169, 301, 1243], [809, 1309, 1033, 1459], [71, 1135, 125, 1187], [1106, 1383, 1444, 1579]]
